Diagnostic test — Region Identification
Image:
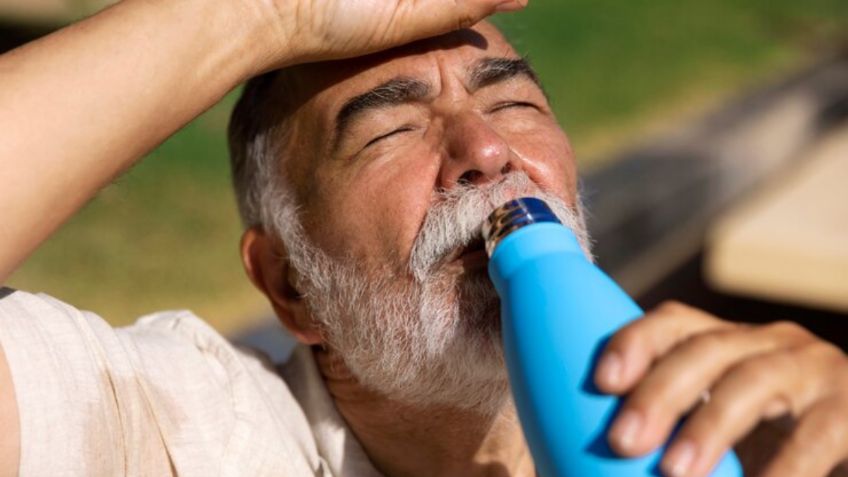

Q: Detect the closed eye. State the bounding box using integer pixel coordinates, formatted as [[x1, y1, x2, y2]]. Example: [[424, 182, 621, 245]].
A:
[[364, 126, 416, 149], [489, 101, 539, 113]]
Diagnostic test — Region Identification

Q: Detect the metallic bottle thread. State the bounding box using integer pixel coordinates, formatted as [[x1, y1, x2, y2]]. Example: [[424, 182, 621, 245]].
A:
[[482, 197, 561, 257]]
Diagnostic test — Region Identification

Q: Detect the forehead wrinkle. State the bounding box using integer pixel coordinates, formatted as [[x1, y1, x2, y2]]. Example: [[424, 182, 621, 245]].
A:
[[252, 24, 525, 220]]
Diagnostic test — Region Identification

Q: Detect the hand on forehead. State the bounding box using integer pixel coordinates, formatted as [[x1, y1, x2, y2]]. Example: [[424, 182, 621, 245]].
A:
[[287, 22, 518, 101], [277, 22, 542, 194], [261, 21, 573, 269]]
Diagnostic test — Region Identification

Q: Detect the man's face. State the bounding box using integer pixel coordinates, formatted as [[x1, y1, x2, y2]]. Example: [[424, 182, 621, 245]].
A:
[[284, 22, 578, 272], [273, 22, 583, 412]]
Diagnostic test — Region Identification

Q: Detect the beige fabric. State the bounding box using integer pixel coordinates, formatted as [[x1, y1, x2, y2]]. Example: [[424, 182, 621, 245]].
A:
[[0, 288, 381, 477]]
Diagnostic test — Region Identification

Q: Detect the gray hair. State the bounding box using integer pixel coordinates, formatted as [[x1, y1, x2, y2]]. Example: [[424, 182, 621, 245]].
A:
[[227, 71, 296, 232], [227, 71, 596, 413]]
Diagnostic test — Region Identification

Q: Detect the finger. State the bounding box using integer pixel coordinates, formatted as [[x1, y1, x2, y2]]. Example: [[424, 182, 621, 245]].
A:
[[595, 301, 732, 395], [493, 0, 529, 13], [383, 0, 528, 46], [659, 341, 845, 476], [607, 322, 816, 456], [760, 394, 848, 477]]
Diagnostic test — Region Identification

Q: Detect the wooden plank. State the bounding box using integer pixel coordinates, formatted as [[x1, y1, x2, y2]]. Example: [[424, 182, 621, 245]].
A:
[[583, 50, 848, 297], [705, 128, 848, 312]]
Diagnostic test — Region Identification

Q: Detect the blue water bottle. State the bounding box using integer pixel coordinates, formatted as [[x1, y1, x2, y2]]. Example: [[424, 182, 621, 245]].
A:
[[483, 197, 742, 477]]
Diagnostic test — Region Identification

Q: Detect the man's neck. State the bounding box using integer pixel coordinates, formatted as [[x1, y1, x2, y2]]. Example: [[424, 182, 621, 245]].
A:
[[313, 347, 535, 477]]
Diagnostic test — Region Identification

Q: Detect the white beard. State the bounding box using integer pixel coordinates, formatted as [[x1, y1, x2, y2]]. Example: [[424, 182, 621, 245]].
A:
[[275, 172, 592, 416]]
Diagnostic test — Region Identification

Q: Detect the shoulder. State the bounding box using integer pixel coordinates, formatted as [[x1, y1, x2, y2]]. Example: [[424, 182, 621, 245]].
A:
[[128, 311, 326, 475], [0, 288, 178, 474], [0, 286, 83, 322], [0, 288, 324, 476]]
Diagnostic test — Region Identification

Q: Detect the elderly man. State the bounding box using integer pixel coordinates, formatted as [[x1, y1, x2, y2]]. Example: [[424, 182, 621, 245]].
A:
[[1, 1, 848, 476]]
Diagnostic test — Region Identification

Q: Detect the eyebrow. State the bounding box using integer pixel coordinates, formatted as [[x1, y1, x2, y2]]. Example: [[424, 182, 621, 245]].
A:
[[333, 77, 431, 152], [331, 57, 543, 153], [468, 56, 542, 92]]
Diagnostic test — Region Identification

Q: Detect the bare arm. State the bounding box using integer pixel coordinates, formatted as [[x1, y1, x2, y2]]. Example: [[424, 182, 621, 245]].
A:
[[0, 0, 525, 471], [0, 0, 526, 283], [0, 0, 264, 282]]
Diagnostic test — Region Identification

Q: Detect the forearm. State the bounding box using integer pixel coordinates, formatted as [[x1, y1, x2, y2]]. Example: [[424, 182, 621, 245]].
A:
[[0, 0, 520, 283], [0, 0, 273, 282]]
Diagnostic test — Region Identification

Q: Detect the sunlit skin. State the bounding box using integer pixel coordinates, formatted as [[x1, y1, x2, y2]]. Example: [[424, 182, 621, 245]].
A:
[[243, 23, 572, 477], [273, 24, 577, 274], [241, 23, 848, 477], [2, 0, 848, 475]]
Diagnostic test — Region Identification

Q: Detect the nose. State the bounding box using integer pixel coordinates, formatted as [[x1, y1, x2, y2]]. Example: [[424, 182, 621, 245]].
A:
[[437, 113, 521, 188]]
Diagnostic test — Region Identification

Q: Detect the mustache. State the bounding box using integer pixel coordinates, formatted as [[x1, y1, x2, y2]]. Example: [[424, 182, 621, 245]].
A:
[[408, 172, 585, 282]]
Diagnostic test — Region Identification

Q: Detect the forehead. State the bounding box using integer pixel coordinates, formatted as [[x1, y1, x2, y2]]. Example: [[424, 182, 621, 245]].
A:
[[277, 22, 520, 195], [286, 22, 518, 105]]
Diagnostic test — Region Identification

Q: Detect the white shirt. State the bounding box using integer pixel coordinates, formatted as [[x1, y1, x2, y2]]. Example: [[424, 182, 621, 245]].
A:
[[0, 288, 381, 476]]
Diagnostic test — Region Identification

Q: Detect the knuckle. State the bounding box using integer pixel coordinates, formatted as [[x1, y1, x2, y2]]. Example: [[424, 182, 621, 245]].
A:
[[674, 327, 738, 360], [728, 353, 784, 385], [763, 320, 811, 340], [821, 407, 848, 445], [651, 300, 726, 328], [452, 1, 478, 30], [811, 340, 845, 363], [807, 343, 848, 396], [680, 330, 726, 353], [793, 401, 848, 454], [655, 300, 689, 315], [680, 399, 727, 435], [627, 377, 711, 432], [620, 399, 651, 420], [609, 322, 643, 351], [455, 13, 476, 29], [627, 379, 673, 413]]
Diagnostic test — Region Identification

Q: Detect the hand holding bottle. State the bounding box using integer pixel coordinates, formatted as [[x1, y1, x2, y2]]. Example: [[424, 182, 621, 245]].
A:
[[596, 302, 848, 477], [485, 198, 848, 477], [484, 197, 742, 476]]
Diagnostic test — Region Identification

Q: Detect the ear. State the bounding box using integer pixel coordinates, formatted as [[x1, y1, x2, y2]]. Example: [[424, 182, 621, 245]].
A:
[[240, 226, 323, 345]]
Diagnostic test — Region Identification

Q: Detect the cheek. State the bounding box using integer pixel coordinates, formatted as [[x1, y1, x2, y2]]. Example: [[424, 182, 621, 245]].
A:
[[358, 148, 441, 265], [504, 122, 577, 206], [312, 147, 441, 269]]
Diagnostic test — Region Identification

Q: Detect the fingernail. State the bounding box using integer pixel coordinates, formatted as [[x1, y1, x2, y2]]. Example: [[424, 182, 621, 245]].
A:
[[662, 440, 697, 477], [495, 0, 524, 12], [596, 352, 623, 388], [610, 409, 641, 450]]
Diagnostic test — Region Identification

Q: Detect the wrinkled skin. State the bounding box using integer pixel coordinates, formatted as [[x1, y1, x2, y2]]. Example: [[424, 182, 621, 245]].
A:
[[248, 0, 529, 68], [2, 0, 848, 474], [240, 20, 848, 477]]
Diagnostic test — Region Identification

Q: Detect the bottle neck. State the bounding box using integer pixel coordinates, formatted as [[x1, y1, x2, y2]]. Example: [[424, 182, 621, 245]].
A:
[[487, 222, 587, 293], [483, 197, 561, 257]]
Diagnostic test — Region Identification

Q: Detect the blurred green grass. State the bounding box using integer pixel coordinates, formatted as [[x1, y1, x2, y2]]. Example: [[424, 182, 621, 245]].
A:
[[494, 0, 848, 162], [7, 0, 848, 331]]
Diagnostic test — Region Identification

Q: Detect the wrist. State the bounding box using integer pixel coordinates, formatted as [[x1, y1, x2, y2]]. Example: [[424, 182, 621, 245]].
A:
[[150, 0, 296, 86], [223, 0, 301, 77]]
